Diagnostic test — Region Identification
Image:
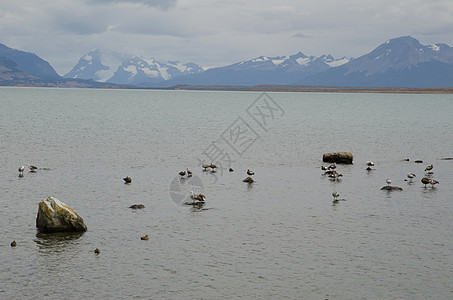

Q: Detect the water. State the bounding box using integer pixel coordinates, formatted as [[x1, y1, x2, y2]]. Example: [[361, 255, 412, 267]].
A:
[[1, 87, 453, 299]]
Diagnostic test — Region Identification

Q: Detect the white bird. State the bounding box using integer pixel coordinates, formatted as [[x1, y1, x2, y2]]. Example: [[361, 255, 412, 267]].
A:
[[332, 192, 339, 202], [407, 172, 416, 182], [386, 178, 392, 186]]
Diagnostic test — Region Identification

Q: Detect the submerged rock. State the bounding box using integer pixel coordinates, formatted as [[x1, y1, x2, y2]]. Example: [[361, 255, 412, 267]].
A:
[[380, 186, 403, 191], [323, 152, 353, 164], [36, 196, 87, 233]]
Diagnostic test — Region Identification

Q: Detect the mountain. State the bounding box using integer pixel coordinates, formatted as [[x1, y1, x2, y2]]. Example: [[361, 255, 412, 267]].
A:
[[64, 49, 204, 85], [298, 36, 453, 88], [0, 43, 61, 80], [63, 49, 127, 82], [0, 57, 44, 85], [152, 52, 350, 87]]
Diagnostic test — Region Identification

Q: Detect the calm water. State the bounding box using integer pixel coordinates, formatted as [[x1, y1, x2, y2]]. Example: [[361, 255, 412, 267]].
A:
[[1, 87, 452, 299]]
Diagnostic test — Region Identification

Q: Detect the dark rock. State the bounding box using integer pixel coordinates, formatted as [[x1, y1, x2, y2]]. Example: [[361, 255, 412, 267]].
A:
[[129, 204, 145, 209], [381, 186, 403, 191], [440, 157, 453, 160], [414, 160, 423, 163], [323, 152, 353, 164]]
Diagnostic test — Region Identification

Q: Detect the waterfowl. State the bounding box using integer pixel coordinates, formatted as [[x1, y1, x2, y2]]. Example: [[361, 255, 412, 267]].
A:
[[141, 234, 149, 240], [123, 176, 132, 183], [243, 176, 254, 183], [407, 173, 416, 182], [11, 240, 17, 247], [425, 164, 433, 172], [179, 171, 186, 177], [202, 164, 210, 171], [229, 168, 234, 172], [247, 169, 255, 176], [18, 165, 25, 175], [28, 164, 38, 172], [332, 192, 339, 202], [187, 168, 192, 177], [94, 248, 100, 254], [386, 178, 392, 186], [421, 177, 430, 188], [429, 179, 439, 188]]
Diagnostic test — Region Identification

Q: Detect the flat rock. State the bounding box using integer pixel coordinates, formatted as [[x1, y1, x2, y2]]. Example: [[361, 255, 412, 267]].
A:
[[36, 196, 87, 233], [323, 152, 353, 164], [381, 186, 403, 191], [243, 176, 254, 183]]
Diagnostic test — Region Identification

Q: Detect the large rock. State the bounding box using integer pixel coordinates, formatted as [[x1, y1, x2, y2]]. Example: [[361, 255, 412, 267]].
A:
[[36, 196, 87, 233], [323, 152, 354, 164]]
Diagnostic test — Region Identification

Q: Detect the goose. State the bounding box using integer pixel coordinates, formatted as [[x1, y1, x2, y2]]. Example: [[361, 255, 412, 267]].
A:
[[429, 179, 439, 188], [421, 177, 430, 188]]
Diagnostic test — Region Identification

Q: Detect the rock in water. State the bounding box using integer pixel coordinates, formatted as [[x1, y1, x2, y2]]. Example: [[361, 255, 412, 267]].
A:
[[380, 186, 403, 191], [36, 196, 87, 233], [322, 152, 353, 164]]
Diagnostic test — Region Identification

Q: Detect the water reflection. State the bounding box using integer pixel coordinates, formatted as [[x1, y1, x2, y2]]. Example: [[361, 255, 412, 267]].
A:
[[34, 232, 85, 253]]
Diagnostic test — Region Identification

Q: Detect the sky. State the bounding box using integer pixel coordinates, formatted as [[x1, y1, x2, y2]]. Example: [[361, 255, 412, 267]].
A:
[[1, 0, 453, 75]]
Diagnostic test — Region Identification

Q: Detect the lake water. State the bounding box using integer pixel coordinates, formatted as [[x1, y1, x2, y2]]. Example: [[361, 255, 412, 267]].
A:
[[1, 87, 452, 299]]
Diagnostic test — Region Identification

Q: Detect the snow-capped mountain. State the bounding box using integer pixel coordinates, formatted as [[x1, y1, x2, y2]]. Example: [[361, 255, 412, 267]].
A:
[[156, 52, 350, 87], [107, 56, 203, 85], [298, 36, 453, 87], [64, 49, 127, 82], [64, 49, 203, 85]]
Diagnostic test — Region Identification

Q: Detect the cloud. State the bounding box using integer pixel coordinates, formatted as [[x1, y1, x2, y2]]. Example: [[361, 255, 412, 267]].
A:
[[85, 0, 177, 10]]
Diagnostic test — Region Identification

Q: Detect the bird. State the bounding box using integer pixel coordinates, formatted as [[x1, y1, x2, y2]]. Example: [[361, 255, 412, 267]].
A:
[[247, 169, 255, 176], [179, 170, 186, 177], [321, 165, 327, 171], [123, 176, 132, 183], [11, 240, 17, 247], [18, 165, 25, 176], [332, 192, 339, 202], [94, 248, 101, 254], [425, 164, 433, 173], [28, 164, 38, 172], [141, 234, 149, 240], [407, 172, 416, 182], [366, 161, 374, 170], [328, 163, 336, 170], [328, 170, 343, 181], [386, 178, 392, 186], [210, 164, 217, 173], [229, 168, 234, 172], [187, 168, 192, 177], [421, 177, 430, 188], [202, 164, 211, 171], [429, 179, 439, 188], [190, 191, 206, 203]]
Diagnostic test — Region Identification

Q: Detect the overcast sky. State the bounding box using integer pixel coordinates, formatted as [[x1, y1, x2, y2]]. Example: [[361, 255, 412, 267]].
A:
[[1, 0, 452, 75]]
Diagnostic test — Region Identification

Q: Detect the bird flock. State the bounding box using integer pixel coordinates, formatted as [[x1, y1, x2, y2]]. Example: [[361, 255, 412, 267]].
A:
[[324, 160, 441, 204]]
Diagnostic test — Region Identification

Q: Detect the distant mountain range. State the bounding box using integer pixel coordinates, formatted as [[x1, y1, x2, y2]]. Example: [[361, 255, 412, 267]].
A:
[[1, 36, 453, 88]]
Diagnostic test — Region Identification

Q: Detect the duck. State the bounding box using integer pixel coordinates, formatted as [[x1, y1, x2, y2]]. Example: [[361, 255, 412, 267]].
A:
[[28, 164, 38, 172], [407, 172, 416, 182], [332, 192, 339, 203], [202, 164, 211, 171], [141, 234, 149, 240], [179, 171, 186, 177], [429, 179, 439, 188], [94, 248, 101, 254], [247, 169, 255, 176], [11, 240, 17, 247], [187, 168, 192, 177], [123, 176, 132, 183]]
